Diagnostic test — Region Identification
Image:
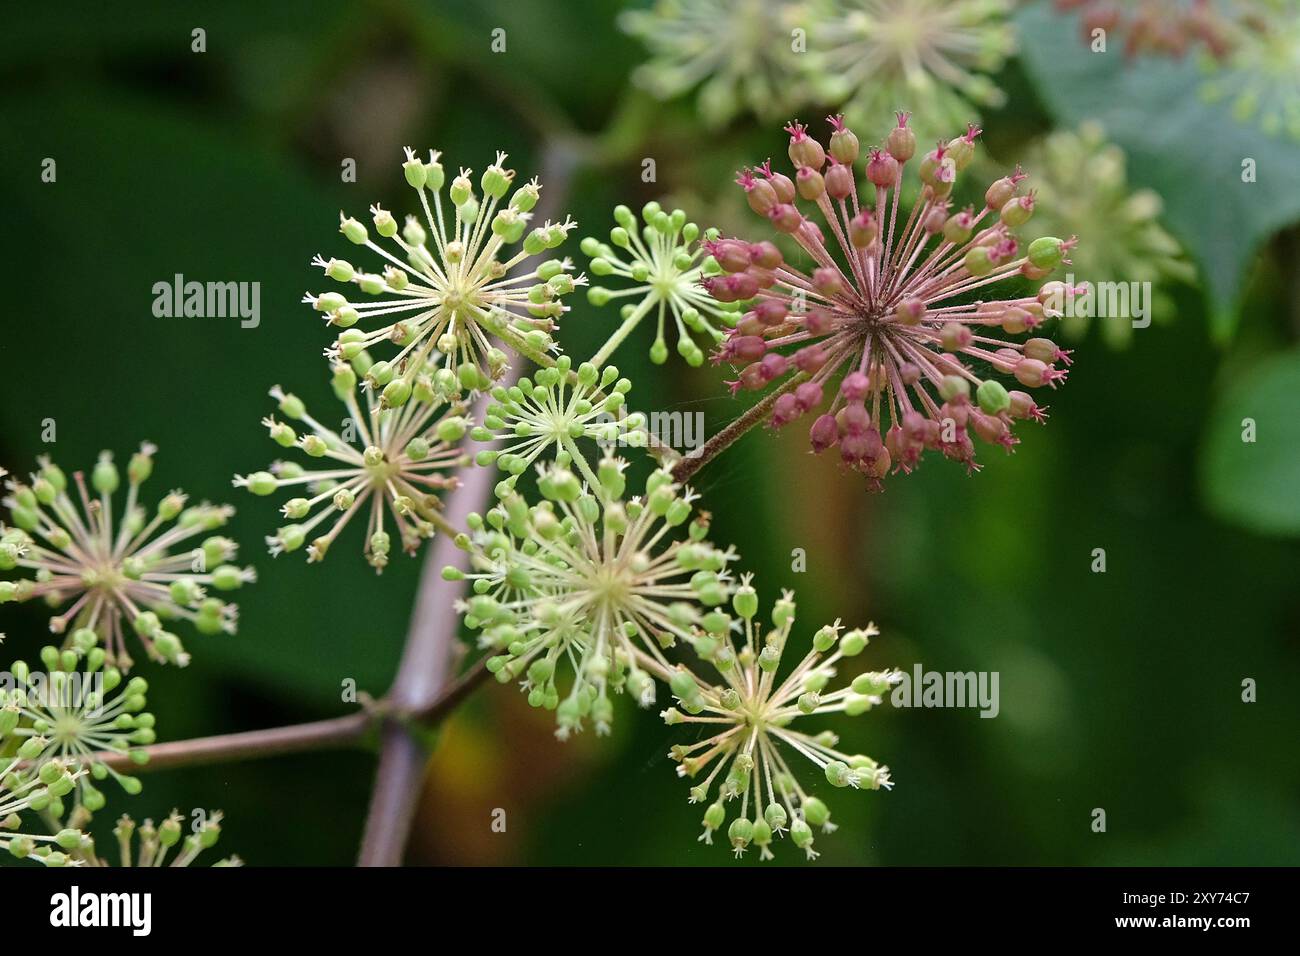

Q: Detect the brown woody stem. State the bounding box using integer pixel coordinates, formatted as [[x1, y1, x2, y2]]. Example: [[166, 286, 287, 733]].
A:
[[670, 374, 807, 484]]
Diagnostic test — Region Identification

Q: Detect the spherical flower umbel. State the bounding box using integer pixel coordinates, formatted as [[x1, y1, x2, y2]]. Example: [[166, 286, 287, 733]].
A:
[[709, 114, 1079, 487], [2, 645, 153, 820], [445, 460, 737, 738], [584, 203, 741, 368], [662, 578, 899, 860], [0, 443, 252, 669], [471, 356, 648, 478], [620, 0, 821, 127], [815, 0, 1016, 142], [235, 362, 470, 572], [305, 148, 582, 399]]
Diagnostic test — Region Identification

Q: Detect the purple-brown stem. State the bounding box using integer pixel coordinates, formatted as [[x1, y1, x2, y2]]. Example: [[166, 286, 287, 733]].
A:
[[671, 374, 807, 484], [354, 139, 580, 865]]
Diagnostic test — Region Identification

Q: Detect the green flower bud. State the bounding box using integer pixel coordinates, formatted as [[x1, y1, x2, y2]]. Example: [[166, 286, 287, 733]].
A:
[[976, 379, 1011, 415], [803, 796, 831, 827], [92, 453, 119, 494], [840, 628, 870, 655], [242, 472, 278, 496], [824, 760, 852, 787], [340, 216, 368, 244], [727, 817, 754, 852], [210, 565, 246, 591], [1027, 236, 1070, 271]]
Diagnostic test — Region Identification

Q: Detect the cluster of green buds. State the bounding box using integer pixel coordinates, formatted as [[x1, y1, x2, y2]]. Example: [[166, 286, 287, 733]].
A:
[[619, 0, 822, 127], [1, 444, 252, 670], [662, 577, 898, 860], [471, 356, 647, 480], [2, 645, 152, 824], [77, 809, 241, 867], [815, 0, 1017, 145], [583, 203, 740, 367], [306, 148, 582, 399], [234, 364, 471, 572], [444, 460, 737, 738], [2, 723, 84, 866]]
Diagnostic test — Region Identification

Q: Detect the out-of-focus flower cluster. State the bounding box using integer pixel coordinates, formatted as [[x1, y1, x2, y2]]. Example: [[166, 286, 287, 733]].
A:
[[622, 0, 1016, 143], [1199, 0, 1300, 142], [1058, 0, 1300, 141], [620, 0, 826, 127], [1055, 0, 1238, 59]]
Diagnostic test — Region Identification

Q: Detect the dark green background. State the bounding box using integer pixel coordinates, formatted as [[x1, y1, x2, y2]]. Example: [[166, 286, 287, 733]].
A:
[[1, 0, 1296, 865]]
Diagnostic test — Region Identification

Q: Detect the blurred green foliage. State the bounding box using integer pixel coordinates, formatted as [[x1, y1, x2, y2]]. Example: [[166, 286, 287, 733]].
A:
[[0, 0, 1297, 865]]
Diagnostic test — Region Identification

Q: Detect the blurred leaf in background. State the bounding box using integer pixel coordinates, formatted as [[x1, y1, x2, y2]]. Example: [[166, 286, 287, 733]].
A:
[[1016, 1, 1300, 341], [1201, 348, 1300, 535]]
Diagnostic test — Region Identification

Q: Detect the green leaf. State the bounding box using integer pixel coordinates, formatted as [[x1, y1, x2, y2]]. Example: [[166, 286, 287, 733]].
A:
[[1015, 3, 1300, 341], [1201, 349, 1300, 535]]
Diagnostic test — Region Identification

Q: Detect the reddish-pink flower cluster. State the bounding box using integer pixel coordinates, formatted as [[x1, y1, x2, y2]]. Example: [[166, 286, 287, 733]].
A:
[[1055, 0, 1236, 60], [705, 114, 1081, 488]]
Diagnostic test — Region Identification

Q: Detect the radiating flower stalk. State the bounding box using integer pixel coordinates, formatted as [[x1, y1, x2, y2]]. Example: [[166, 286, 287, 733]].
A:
[[0, 646, 247, 866], [2, 645, 152, 813], [470, 356, 648, 481], [1, 733, 84, 866], [708, 114, 1078, 487], [583, 202, 741, 367], [235, 362, 471, 572], [662, 577, 899, 860], [77, 809, 241, 867], [0, 444, 252, 670], [0, 645, 147, 865], [305, 148, 582, 399], [445, 460, 736, 738]]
